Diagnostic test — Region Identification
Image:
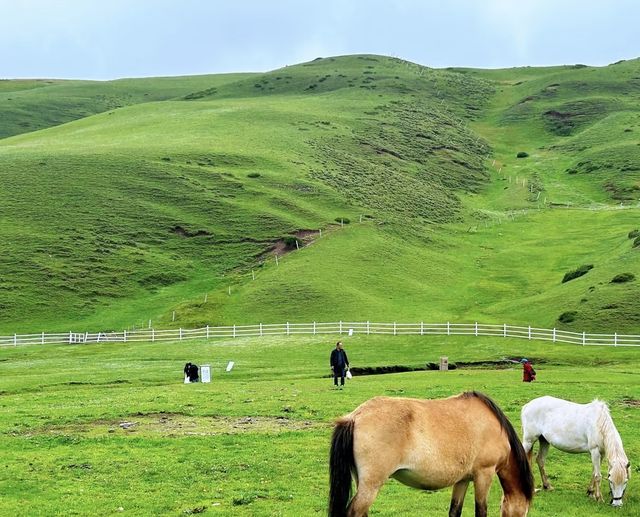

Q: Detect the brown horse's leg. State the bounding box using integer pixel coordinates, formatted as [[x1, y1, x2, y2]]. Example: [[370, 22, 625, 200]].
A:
[[449, 480, 470, 517], [536, 437, 554, 490], [473, 468, 494, 517], [346, 475, 384, 517]]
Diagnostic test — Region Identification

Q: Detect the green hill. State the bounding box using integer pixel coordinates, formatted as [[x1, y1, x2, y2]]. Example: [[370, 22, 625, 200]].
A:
[[0, 55, 638, 334], [0, 73, 256, 139]]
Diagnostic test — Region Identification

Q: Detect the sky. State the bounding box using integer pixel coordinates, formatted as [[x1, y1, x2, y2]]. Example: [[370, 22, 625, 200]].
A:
[[1, 0, 639, 80]]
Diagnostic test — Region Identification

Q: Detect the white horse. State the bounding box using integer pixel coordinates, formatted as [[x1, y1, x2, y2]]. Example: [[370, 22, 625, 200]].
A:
[[521, 396, 630, 507]]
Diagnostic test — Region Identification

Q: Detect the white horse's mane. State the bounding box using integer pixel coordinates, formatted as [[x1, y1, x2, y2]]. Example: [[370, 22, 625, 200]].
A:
[[594, 399, 627, 465]]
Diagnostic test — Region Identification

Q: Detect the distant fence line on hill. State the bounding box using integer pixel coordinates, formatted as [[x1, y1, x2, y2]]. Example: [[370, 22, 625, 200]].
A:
[[0, 321, 639, 347]]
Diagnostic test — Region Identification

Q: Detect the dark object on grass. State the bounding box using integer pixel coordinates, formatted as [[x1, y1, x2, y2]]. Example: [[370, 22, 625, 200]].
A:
[[282, 236, 301, 249], [562, 264, 593, 283], [335, 217, 350, 224], [611, 273, 635, 284], [247, 172, 261, 178], [558, 311, 578, 323], [516, 151, 529, 158], [628, 229, 639, 239], [184, 362, 199, 382]]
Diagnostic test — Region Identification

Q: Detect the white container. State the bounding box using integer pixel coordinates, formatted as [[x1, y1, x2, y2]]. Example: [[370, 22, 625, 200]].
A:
[[201, 364, 211, 383]]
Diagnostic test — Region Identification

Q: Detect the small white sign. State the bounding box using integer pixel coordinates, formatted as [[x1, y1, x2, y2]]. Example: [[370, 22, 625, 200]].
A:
[[348, 328, 354, 336], [226, 361, 235, 372], [201, 364, 211, 383]]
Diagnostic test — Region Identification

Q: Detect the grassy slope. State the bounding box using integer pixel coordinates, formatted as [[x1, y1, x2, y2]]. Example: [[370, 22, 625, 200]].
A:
[[0, 56, 493, 332], [0, 73, 256, 139], [0, 55, 638, 334]]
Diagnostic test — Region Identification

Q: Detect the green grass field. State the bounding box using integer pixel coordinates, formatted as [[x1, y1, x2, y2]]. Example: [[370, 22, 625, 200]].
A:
[[1, 334, 638, 515]]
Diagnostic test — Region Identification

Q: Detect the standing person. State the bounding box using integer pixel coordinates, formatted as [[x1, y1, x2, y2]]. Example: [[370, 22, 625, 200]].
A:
[[521, 358, 536, 382], [330, 341, 350, 389], [183, 362, 192, 383]]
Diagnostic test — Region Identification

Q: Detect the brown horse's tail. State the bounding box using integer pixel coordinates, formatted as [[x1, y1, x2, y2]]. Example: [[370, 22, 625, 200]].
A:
[[463, 391, 535, 501], [328, 417, 355, 517]]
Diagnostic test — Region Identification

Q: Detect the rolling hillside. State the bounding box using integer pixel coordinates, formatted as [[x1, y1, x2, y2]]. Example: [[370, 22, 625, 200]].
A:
[[0, 55, 638, 334]]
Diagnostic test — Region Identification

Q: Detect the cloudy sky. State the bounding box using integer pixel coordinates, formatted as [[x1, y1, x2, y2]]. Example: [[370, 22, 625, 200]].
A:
[[2, 0, 638, 79]]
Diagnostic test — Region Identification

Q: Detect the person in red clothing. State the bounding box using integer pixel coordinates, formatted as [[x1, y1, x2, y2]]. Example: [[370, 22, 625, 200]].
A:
[[521, 358, 536, 382]]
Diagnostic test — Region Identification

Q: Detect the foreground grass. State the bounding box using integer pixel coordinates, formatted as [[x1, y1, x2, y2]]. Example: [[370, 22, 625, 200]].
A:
[[1, 335, 638, 515]]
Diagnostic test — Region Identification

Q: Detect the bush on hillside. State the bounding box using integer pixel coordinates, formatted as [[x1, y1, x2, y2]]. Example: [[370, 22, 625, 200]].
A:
[[628, 229, 639, 239], [516, 151, 529, 158], [634, 236, 640, 248], [247, 172, 261, 178], [335, 217, 350, 225], [558, 311, 578, 323], [610, 273, 635, 284], [282, 236, 302, 250], [562, 264, 593, 283]]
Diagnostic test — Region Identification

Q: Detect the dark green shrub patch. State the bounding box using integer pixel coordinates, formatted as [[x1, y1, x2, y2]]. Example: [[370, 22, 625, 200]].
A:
[[335, 217, 350, 224], [611, 273, 635, 283], [634, 236, 640, 248], [628, 229, 639, 239], [516, 151, 529, 158], [282, 236, 302, 249], [562, 264, 593, 283], [558, 311, 578, 323], [247, 172, 261, 178]]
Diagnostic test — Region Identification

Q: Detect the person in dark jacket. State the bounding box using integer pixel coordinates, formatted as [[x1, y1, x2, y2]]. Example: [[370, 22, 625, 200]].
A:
[[188, 363, 199, 382], [330, 341, 350, 389], [521, 358, 536, 382]]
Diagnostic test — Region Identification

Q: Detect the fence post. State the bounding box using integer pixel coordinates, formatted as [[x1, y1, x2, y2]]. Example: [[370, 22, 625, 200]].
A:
[[232, 324, 236, 338], [286, 322, 289, 336], [528, 326, 531, 340], [69, 331, 72, 344], [614, 333, 617, 347], [367, 321, 370, 335], [503, 323, 507, 338], [420, 321, 424, 336], [447, 322, 450, 336], [14, 334, 17, 346], [260, 323, 263, 336], [339, 321, 343, 334], [552, 328, 556, 343], [206, 325, 209, 339], [179, 328, 182, 341], [123, 330, 127, 343], [393, 322, 397, 336], [582, 331, 586, 346], [152, 328, 155, 342], [42, 332, 45, 345], [313, 321, 316, 335], [474, 322, 478, 337]]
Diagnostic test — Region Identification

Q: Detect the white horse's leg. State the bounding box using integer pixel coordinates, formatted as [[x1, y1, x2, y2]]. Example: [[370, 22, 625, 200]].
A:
[[521, 435, 534, 462], [536, 437, 554, 490], [448, 479, 470, 517], [587, 448, 603, 502]]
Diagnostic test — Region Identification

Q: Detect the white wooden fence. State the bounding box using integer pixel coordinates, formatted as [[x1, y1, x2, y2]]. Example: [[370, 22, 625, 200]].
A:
[[0, 321, 639, 347]]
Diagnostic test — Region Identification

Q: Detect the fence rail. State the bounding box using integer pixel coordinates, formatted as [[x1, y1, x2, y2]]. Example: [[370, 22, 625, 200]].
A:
[[1, 322, 639, 348]]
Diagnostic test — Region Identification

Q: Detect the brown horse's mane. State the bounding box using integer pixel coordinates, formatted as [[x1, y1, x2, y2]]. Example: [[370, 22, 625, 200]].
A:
[[459, 391, 535, 500]]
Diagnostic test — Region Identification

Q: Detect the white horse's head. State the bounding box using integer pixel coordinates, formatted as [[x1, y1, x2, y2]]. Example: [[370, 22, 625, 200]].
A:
[[608, 460, 630, 507]]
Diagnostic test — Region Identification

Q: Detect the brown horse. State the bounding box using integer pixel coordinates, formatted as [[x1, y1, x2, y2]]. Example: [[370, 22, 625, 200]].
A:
[[329, 392, 534, 517]]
